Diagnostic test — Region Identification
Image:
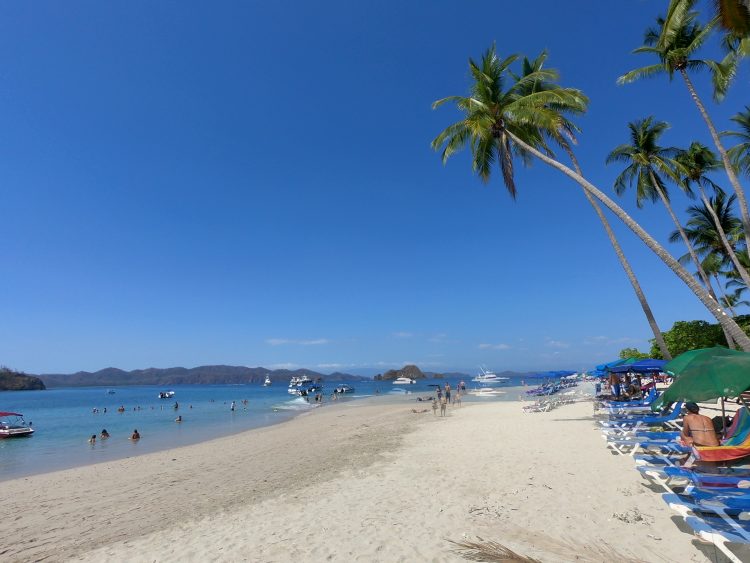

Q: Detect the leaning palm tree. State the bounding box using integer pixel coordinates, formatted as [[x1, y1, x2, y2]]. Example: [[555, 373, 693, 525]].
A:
[[726, 106, 750, 177], [618, 1, 750, 253], [606, 118, 714, 293], [509, 52, 670, 358], [432, 46, 750, 350], [675, 141, 750, 289]]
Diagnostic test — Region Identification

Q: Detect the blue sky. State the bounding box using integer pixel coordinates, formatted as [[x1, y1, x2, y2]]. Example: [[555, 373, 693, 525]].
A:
[[1, 1, 749, 375]]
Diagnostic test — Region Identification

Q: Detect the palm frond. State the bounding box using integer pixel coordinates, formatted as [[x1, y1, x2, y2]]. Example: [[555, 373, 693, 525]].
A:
[[617, 64, 666, 84]]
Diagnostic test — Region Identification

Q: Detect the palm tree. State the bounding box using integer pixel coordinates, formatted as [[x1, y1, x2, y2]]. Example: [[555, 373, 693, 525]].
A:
[[714, 0, 750, 55], [606, 118, 714, 293], [675, 141, 750, 289], [714, 0, 750, 36], [432, 47, 750, 350], [726, 106, 750, 177], [510, 52, 671, 358], [702, 253, 740, 316], [670, 191, 744, 303], [617, 2, 750, 254]]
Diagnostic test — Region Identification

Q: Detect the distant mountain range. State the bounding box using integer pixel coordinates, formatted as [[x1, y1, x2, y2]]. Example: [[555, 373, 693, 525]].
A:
[[39, 365, 370, 388]]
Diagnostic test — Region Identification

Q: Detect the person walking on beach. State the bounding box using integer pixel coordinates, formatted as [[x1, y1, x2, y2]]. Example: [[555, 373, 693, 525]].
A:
[[444, 383, 451, 404]]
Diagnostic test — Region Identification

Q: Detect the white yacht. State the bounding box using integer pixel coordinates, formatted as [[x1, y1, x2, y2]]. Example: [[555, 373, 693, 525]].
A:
[[392, 377, 416, 385], [472, 367, 509, 385], [263, 375, 271, 386], [288, 375, 322, 396]]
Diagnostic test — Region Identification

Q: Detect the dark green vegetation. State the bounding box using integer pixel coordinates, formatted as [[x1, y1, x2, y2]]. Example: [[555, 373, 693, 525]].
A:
[[0, 367, 46, 391], [648, 316, 750, 358], [39, 366, 368, 388], [432, 0, 750, 356], [618, 348, 651, 360]]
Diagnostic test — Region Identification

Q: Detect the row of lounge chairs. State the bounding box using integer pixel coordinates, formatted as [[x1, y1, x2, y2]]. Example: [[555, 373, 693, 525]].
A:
[[522, 389, 590, 413], [596, 392, 750, 562]]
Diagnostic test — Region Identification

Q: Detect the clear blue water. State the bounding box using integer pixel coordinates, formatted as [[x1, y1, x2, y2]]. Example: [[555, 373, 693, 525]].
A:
[[0, 376, 530, 480]]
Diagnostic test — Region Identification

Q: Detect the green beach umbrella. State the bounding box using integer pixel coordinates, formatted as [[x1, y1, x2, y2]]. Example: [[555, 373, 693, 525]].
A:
[[651, 347, 750, 412]]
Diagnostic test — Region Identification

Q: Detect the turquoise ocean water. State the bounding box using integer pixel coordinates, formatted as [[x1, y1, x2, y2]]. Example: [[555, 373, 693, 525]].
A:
[[0, 376, 529, 481]]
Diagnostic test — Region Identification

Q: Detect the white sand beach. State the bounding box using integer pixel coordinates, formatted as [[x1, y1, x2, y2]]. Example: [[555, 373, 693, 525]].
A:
[[0, 397, 725, 562]]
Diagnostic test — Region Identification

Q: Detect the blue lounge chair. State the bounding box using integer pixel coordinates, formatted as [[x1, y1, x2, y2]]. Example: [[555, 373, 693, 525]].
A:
[[684, 516, 747, 563], [599, 402, 683, 432]]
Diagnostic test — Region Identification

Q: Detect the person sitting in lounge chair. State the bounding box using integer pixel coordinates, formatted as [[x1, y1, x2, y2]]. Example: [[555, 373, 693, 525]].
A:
[[681, 403, 720, 447]]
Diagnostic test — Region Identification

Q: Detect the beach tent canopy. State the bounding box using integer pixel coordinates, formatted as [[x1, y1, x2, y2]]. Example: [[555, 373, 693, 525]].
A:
[[595, 359, 626, 372], [609, 359, 667, 373], [651, 347, 750, 411]]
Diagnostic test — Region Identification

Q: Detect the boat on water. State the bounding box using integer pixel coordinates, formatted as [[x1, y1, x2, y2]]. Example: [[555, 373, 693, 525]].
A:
[[334, 384, 355, 394], [472, 367, 509, 385], [106, 389, 116, 395], [288, 375, 323, 396], [263, 375, 272, 386], [158, 391, 176, 399], [392, 377, 416, 385], [0, 412, 34, 438]]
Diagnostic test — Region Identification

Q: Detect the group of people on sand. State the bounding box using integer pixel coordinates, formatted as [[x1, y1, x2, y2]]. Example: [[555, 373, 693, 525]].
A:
[[606, 372, 644, 401], [413, 383, 463, 416]]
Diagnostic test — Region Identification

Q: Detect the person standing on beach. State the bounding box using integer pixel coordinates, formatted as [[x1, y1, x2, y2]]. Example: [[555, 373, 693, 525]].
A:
[[444, 383, 451, 404], [432, 398, 438, 416], [608, 372, 621, 399], [440, 395, 447, 417]]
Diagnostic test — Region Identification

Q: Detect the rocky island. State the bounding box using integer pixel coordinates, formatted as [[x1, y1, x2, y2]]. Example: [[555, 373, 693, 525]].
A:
[[0, 367, 46, 391]]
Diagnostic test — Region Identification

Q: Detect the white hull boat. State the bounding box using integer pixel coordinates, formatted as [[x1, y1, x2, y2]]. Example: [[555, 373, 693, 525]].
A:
[[472, 367, 509, 385], [392, 377, 416, 385]]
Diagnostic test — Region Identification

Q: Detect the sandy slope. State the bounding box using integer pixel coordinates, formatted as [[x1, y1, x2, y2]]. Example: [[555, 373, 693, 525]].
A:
[[0, 397, 725, 562]]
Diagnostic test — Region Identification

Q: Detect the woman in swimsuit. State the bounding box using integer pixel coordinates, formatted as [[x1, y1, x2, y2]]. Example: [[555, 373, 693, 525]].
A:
[[681, 402, 720, 446]]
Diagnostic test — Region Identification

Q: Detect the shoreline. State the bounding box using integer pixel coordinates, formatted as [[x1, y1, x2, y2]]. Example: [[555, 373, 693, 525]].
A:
[[1, 393, 720, 562], [1, 384, 531, 482]]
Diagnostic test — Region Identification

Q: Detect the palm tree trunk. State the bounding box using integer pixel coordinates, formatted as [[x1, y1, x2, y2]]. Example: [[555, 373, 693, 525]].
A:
[[567, 152, 671, 359], [507, 130, 750, 351], [697, 184, 750, 290], [714, 273, 738, 317], [680, 68, 750, 254], [649, 171, 714, 291]]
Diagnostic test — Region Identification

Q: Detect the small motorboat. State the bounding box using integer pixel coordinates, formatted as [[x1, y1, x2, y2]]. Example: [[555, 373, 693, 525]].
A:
[[158, 391, 176, 399], [334, 384, 355, 394], [392, 377, 416, 385], [0, 412, 34, 438]]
